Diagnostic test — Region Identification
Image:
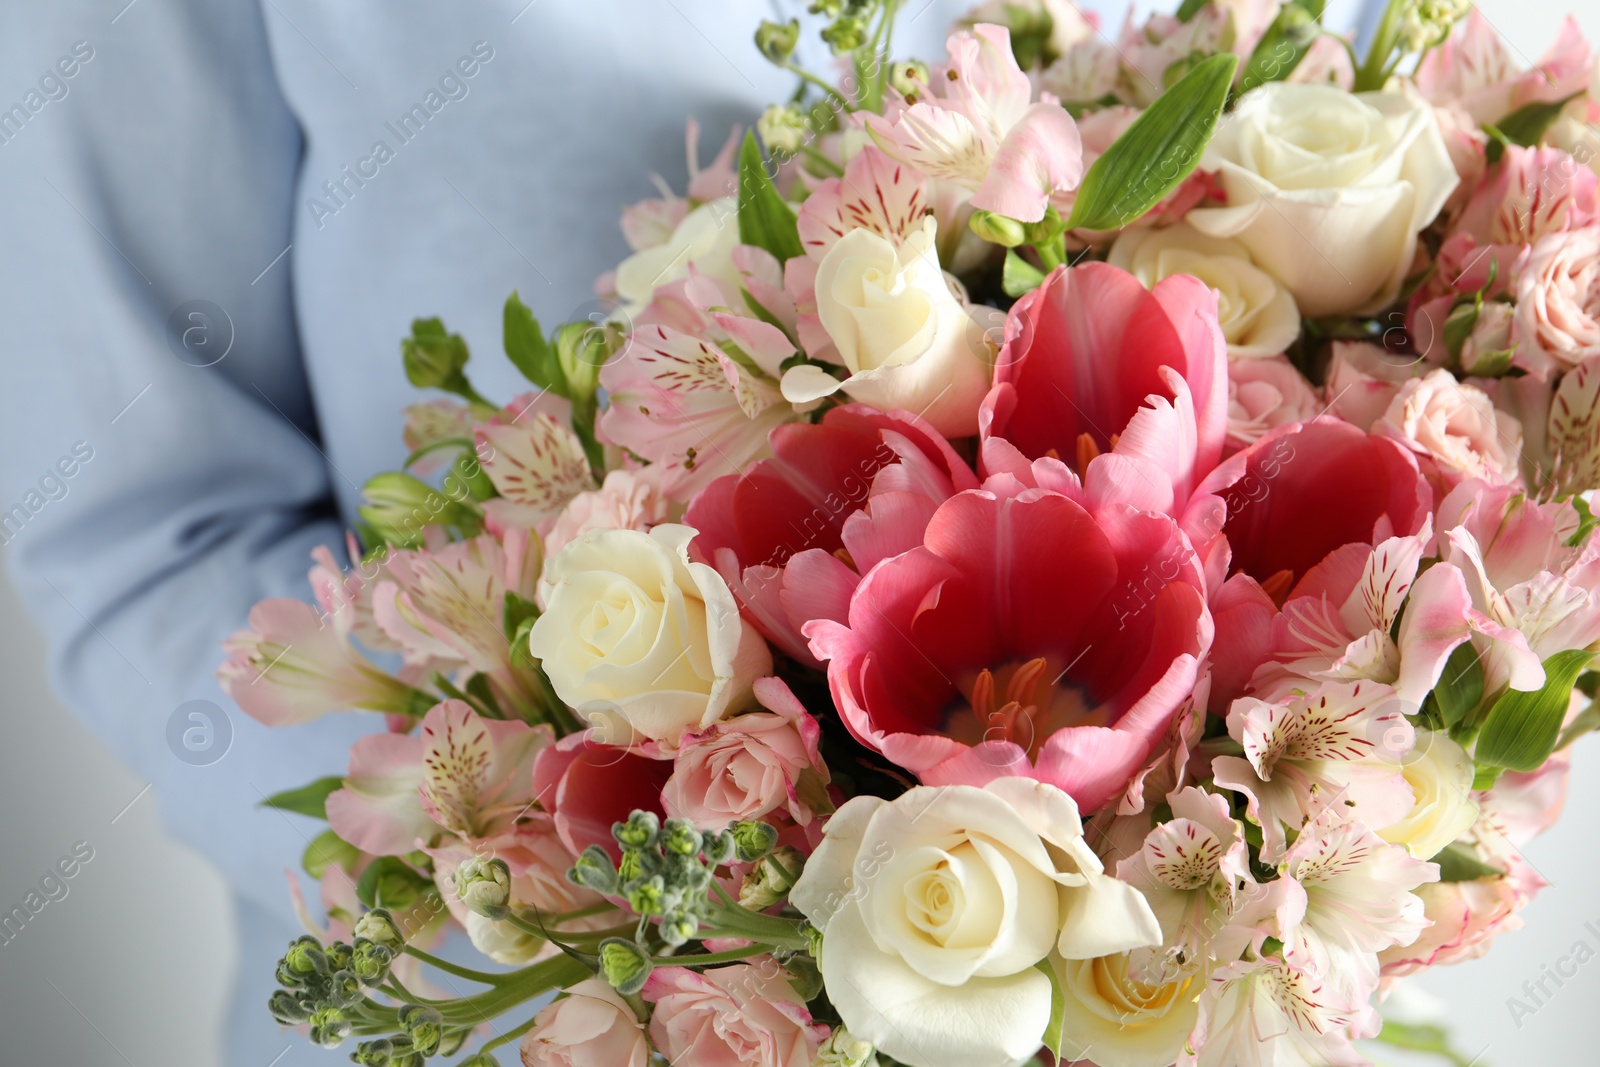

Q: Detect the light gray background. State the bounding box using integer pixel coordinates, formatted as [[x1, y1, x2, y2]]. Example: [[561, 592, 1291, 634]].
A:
[[1, 1, 1596, 1065]]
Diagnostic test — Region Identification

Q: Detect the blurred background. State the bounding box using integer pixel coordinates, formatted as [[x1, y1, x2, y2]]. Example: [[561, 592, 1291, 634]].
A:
[[1, 0, 1596, 1065]]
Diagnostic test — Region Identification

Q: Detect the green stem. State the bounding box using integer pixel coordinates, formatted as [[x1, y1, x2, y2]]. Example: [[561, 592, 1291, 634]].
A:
[[783, 62, 853, 111], [402, 945, 508, 986], [705, 904, 810, 950], [1355, 0, 1406, 91], [800, 144, 845, 177], [481, 1012, 546, 1054], [436, 954, 592, 1025], [657, 943, 776, 966]]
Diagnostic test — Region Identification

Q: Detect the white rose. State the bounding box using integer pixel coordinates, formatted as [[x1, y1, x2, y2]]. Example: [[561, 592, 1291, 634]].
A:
[[1107, 223, 1301, 359], [1379, 730, 1480, 860], [613, 197, 741, 316], [527, 524, 770, 748], [463, 912, 543, 965], [790, 779, 1160, 1067], [1376, 368, 1523, 484], [1188, 83, 1458, 317], [1053, 953, 1200, 1067], [781, 216, 995, 436]]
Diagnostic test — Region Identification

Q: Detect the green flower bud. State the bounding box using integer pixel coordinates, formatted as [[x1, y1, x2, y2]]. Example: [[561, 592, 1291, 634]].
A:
[[350, 1038, 394, 1066], [349, 938, 394, 984], [267, 989, 312, 1025], [617, 849, 648, 886], [968, 210, 1029, 248], [401, 318, 470, 392], [599, 937, 654, 995], [758, 103, 809, 156], [308, 1006, 352, 1049], [327, 970, 362, 1008], [739, 846, 805, 909], [284, 935, 329, 977], [554, 318, 622, 406], [436, 1028, 469, 1057], [821, 14, 868, 54], [817, 1026, 879, 1067], [730, 820, 780, 862], [323, 940, 353, 973], [458, 1055, 502, 1067], [808, 0, 843, 17], [613, 810, 661, 851], [454, 856, 512, 920], [353, 908, 406, 950], [660, 910, 699, 947], [661, 818, 703, 857], [627, 875, 667, 917], [702, 829, 738, 866], [399, 1004, 444, 1056], [568, 844, 620, 895], [756, 18, 801, 64], [359, 472, 474, 549]]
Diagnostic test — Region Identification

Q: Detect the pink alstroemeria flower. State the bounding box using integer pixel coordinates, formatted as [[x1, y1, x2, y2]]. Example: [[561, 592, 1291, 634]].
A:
[[867, 24, 1083, 223], [685, 404, 977, 664], [805, 484, 1212, 815], [981, 262, 1228, 532], [1414, 12, 1593, 127]]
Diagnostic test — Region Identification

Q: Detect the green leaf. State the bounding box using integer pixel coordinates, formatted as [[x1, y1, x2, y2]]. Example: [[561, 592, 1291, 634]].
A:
[[1442, 301, 1478, 360], [259, 776, 344, 820], [1432, 642, 1485, 731], [1482, 122, 1513, 165], [1373, 1018, 1478, 1065], [1175, 0, 1209, 21], [737, 132, 803, 263], [1035, 958, 1067, 1059], [302, 829, 361, 880], [1002, 249, 1047, 297], [503, 292, 567, 397], [1431, 842, 1504, 882], [1496, 92, 1583, 149], [503, 590, 540, 640], [1236, 0, 1326, 95], [1066, 54, 1238, 231], [1568, 496, 1600, 548], [355, 856, 434, 911], [1476, 649, 1597, 772]]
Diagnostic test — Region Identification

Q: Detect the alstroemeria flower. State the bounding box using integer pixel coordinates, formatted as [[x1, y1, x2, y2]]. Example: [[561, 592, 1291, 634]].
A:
[[1270, 812, 1438, 997], [1117, 786, 1253, 983], [475, 392, 594, 532], [805, 484, 1212, 814], [1211, 680, 1416, 862], [981, 261, 1228, 527], [599, 265, 804, 500], [1414, 11, 1593, 126], [1433, 478, 1600, 694], [867, 24, 1083, 222], [1184, 950, 1376, 1067], [219, 598, 421, 727], [686, 404, 977, 664]]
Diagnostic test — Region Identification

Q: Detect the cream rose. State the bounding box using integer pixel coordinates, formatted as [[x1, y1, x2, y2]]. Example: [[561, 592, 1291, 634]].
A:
[[613, 197, 741, 316], [1513, 225, 1600, 379], [1108, 223, 1301, 359], [780, 216, 995, 436], [1379, 730, 1480, 860], [1188, 83, 1458, 317], [1376, 369, 1523, 485], [1053, 953, 1200, 1067], [790, 779, 1160, 1067], [527, 524, 770, 748]]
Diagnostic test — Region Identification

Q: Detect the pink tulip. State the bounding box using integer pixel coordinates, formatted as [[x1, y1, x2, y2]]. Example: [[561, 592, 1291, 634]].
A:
[[805, 485, 1211, 814], [981, 262, 1227, 516], [685, 404, 977, 664], [1196, 419, 1432, 592], [531, 733, 671, 861]]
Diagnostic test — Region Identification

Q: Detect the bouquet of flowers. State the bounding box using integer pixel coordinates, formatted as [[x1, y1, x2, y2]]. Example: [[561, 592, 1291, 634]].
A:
[[219, 1, 1600, 1064]]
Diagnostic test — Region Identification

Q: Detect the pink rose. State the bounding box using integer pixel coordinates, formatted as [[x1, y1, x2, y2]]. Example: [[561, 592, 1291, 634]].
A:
[[1514, 225, 1600, 378], [643, 961, 828, 1067], [542, 468, 669, 560], [521, 978, 649, 1067], [1324, 341, 1425, 431], [662, 677, 830, 831], [1225, 355, 1321, 452], [1375, 369, 1523, 487]]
